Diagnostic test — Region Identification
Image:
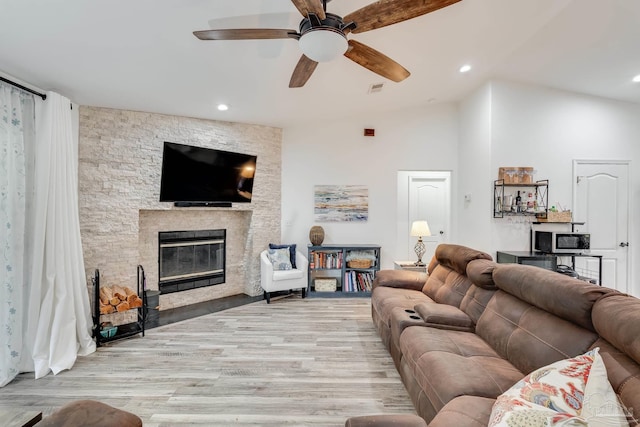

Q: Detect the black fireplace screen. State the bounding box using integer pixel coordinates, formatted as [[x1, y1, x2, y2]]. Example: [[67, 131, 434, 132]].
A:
[[158, 229, 226, 294]]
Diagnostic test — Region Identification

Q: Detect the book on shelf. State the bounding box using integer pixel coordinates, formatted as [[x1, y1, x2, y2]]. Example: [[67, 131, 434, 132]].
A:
[[344, 271, 374, 292], [310, 251, 343, 269]]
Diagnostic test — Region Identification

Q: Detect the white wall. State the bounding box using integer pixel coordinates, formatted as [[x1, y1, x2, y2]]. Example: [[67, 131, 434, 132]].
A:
[[457, 83, 493, 254], [281, 104, 459, 270], [445, 79, 640, 294], [489, 80, 640, 295], [282, 79, 640, 296]]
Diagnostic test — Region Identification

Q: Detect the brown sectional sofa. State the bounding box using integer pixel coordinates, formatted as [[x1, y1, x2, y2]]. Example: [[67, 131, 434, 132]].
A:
[[351, 243, 640, 426]]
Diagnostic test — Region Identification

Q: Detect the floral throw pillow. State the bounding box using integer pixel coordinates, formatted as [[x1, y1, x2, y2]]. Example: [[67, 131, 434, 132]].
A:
[[489, 348, 629, 427], [267, 248, 292, 271], [269, 243, 297, 268]]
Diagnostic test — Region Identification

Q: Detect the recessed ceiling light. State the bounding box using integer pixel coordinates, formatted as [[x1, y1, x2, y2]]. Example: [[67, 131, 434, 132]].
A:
[[459, 64, 471, 73], [633, 74, 640, 83], [217, 104, 229, 111]]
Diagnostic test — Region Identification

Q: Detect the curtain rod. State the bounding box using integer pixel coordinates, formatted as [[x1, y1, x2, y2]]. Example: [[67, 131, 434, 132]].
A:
[[0, 76, 47, 100]]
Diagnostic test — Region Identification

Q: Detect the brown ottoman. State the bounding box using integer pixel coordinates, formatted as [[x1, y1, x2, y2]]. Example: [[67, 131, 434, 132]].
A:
[[345, 414, 428, 427], [38, 400, 142, 427]]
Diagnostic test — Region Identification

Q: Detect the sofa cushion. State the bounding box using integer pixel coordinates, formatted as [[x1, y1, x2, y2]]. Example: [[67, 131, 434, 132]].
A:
[[427, 254, 439, 274], [591, 294, 640, 365], [476, 290, 599, 375], [466, 259, 497, 290], [591, 294, 640, 424], [428, 396, 495, 427], [413, 302, 474, 331], [432, 244, 493, 276], [459, 284, 497, 326], [399, 326, 523, 413], [422, 264, 474, 307], [592, 341, 640, 426], [492, 263, 615, 332], [373, 269, 428, 291]]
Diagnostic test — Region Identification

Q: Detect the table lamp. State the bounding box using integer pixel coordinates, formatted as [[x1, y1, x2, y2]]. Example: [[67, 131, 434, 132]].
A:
[[410, 220, 431, 266]]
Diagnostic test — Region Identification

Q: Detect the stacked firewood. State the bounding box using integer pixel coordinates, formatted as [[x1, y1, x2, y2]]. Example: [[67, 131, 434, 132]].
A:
[[99, 285, 143, 314]]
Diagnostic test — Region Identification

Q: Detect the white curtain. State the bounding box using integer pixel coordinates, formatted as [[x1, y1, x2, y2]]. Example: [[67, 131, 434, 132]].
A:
[[0, 86, 95, 387], [25, 92, 95, 379], [0, 83, 35, 387]]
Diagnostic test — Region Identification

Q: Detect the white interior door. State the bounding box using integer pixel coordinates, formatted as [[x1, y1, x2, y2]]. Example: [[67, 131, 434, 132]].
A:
[[397, 171, 451, 264], [573, 161, 629, 292]]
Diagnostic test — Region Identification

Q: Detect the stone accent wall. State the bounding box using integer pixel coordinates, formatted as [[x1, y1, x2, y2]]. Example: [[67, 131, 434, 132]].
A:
[[78, 106, 281, 310]]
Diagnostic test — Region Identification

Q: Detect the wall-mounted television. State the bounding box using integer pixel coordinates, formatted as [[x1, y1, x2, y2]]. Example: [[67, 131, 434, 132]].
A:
[[159, 141, 257, 204]]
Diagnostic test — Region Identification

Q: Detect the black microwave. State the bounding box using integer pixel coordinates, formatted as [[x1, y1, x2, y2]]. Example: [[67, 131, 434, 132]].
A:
[[534, 231, 590, 254]]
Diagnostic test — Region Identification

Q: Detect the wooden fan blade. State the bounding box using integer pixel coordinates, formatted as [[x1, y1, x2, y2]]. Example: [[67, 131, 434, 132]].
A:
[[289, 55, 319, 88], [345, 0, 462, 34], [291, 0, 326, 20], [193, 28, 298, 41], [344, 40, 410, 82]]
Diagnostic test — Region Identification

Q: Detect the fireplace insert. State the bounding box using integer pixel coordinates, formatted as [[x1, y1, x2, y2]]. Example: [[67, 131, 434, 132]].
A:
[[158, 229, 226, 294]]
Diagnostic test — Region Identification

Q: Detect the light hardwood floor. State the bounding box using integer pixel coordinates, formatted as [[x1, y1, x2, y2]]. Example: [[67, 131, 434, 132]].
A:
[[1, 297, 416, 426]]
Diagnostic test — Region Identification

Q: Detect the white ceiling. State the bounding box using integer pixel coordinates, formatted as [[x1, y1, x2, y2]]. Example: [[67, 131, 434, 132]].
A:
[[1, 0, 639, 128]]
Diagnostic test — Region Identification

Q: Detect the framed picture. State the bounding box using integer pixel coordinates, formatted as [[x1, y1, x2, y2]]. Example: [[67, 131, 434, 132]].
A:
[[314, 185, 368, 222]]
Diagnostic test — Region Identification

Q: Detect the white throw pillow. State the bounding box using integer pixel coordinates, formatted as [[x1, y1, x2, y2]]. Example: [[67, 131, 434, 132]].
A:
[[581, 349, 628, 426], [489, 348, 629, 427]]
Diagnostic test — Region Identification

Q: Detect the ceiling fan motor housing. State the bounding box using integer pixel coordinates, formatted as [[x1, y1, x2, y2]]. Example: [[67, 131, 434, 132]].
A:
[[298, 13, 350, 62], [299, 12, 345, 34]]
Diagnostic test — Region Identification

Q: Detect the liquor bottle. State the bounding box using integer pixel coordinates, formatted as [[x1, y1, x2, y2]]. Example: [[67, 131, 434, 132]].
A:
[[515, 191, 522, 213]]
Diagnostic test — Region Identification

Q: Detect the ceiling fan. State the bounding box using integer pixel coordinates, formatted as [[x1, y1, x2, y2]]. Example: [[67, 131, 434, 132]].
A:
[[194, 0, 462, 88]]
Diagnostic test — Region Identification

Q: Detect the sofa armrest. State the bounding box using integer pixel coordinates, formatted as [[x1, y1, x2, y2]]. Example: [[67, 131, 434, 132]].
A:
[[373, 270, 428, 292], [295, 250, 308, 272], [345, 414, 427, 427], [413, 302, 475, 332]]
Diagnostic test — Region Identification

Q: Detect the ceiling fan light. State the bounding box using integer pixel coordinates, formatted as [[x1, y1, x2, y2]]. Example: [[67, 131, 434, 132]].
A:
[[299, 28, 348, 62]]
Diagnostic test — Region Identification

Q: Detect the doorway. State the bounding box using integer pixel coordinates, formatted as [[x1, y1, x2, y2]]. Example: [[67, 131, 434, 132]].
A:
[[397, 171, 452, 264], [572, 160, 630, 293]]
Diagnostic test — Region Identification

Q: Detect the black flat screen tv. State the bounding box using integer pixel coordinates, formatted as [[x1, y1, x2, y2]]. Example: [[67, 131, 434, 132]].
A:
[[159, 142, 257, 203]]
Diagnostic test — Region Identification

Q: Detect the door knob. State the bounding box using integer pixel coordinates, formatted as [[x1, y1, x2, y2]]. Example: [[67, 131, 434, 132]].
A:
[[620, 242, 629, 247], [439, 231, 444, 235]]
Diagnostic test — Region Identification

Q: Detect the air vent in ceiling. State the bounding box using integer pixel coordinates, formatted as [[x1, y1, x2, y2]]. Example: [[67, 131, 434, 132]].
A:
[[368, 82, 384, 94]]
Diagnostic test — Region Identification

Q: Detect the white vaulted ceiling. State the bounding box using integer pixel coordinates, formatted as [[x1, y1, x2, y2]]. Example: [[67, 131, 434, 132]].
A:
[[1, 0, 639, 128]]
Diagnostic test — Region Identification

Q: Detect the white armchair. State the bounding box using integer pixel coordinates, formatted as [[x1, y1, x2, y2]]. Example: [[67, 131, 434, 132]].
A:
[[260, 249, 308, 303]]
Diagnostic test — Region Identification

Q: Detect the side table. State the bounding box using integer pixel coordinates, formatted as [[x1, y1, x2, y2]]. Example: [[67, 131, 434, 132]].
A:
[[394, 261, 427, 273]]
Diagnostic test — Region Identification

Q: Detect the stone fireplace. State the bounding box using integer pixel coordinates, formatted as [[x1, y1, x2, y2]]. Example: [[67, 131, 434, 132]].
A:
[[138, 208, 256, 310], [78, 106, 282, 314], [158, 229, 226, 294]]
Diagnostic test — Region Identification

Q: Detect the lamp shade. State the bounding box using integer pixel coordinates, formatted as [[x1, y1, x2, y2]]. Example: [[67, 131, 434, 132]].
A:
[[298, 28, 348, 62], [410, 220, 431, 237]]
